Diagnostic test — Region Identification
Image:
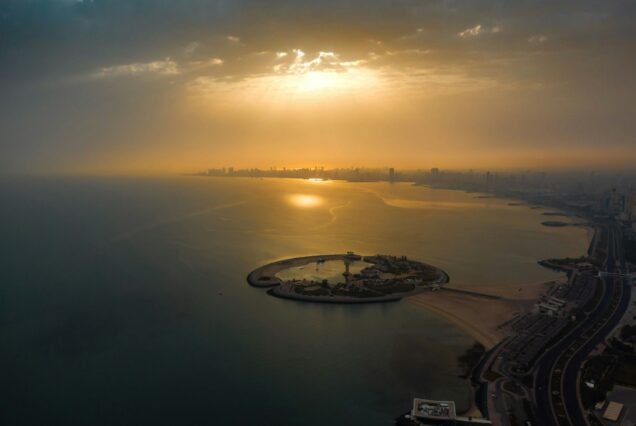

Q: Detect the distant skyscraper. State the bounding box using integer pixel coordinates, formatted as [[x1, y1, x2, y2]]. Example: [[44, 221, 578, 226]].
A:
[[430, 168, 440, 183], [629, 192, 636, 221], [389, 168, 395, 182]]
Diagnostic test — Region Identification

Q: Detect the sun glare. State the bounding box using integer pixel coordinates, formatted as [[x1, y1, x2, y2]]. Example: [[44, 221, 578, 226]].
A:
[[188, 49, 382, 108], [283, 71, 349, 93], [272, 49, 376, 95], [275, 68, 378, 97]]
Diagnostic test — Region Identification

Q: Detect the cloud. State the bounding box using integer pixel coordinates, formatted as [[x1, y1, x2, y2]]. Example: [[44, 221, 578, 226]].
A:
[[528, 35, 549, 44], [458, 24, 483, 38], [2, 0, 636, 174], [458, 24, 501, 38], [94, 58, 179, 78], [271, 50, 364, 74], [184, 41, 200, 56]]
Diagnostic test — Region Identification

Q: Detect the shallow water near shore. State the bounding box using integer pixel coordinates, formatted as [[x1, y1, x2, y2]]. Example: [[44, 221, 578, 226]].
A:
[[0, 177, 589, 425], [275, 259, 372, 285]]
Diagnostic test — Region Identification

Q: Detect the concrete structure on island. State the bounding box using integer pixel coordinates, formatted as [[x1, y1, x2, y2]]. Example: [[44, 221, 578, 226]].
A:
[[247, 252, 449, 304], [407, 398, 492, 425]]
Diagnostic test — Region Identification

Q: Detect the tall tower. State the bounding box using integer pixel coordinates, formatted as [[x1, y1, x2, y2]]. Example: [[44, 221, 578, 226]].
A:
[[343, 258, 351, 284]]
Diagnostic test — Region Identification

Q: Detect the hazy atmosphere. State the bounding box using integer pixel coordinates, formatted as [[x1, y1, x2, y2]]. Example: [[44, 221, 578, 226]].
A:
[[3, 3, 636, 426], [2, 0, 635, 174]]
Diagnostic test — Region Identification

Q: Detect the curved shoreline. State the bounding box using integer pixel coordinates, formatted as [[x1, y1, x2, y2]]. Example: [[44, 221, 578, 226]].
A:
[[248, 253, 450, 304], [266, 287, 405, 304], [247, 254, 359, 288], [408, 279, 558, 349]]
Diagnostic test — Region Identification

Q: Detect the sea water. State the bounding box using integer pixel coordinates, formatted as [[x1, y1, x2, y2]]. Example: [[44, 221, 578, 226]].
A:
[[0, 177, 589, 425]]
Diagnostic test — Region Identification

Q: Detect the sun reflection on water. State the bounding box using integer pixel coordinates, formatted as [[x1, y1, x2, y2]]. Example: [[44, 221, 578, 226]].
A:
[[287, 194, 324, 208]]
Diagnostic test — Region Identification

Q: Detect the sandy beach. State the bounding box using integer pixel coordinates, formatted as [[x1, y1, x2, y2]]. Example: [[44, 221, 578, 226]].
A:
[[449, 279, 557, 300], [407, 279, 563, 349]]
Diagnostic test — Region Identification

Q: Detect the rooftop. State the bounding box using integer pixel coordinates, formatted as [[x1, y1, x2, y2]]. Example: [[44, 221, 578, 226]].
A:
[[411, 399, 457, 420], [603, 401, 624, 422]]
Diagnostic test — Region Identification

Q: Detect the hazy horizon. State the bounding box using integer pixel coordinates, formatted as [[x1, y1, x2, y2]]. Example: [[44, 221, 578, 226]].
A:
[[2, 4, 635, 423], [2, 1, 635, 175], [4, 165, 636, 179]]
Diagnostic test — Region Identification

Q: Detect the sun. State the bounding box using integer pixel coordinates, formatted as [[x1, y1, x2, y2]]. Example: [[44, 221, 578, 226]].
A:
[[276, 68, 378, 97], [289, 71, 345, 93], [301, 71, 337, 92]]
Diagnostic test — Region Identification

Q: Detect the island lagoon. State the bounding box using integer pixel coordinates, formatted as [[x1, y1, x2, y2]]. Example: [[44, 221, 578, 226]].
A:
[[0, 177, 590, 425], [275, 259, 372, 285]]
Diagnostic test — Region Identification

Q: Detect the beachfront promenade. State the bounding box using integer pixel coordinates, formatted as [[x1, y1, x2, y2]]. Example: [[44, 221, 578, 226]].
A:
[[466, 224, 633, 426]]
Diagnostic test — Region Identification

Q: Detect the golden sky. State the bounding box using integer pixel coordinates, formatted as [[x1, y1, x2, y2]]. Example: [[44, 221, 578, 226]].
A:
[[1, 1, 635, 174]]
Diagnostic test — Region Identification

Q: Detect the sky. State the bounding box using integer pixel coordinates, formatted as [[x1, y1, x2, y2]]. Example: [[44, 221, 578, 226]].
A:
[[1, 0, 635, 175]]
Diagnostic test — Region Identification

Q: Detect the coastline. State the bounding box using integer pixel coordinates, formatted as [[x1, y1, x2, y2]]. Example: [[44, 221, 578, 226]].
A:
[[407, 280, 559, 350], [402, 186, 593, 351], [247, 254, 353, 288], [266, 287, 404, 304]]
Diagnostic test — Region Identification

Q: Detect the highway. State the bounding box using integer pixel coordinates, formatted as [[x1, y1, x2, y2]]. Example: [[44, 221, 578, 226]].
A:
[[533, 225, 632, 425], [560, 226, 631, 425]]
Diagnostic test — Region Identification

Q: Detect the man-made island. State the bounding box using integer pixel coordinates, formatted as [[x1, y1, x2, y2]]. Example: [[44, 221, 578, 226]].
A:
[[247, 252, 449, 303]]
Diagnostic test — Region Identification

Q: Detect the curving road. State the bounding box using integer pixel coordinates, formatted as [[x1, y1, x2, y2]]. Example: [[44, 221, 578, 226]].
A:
[[533, 225, 632, 425]]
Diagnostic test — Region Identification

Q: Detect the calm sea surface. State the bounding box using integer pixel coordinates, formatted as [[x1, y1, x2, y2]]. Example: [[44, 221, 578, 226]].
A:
[[0, 177, 589, 425]]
